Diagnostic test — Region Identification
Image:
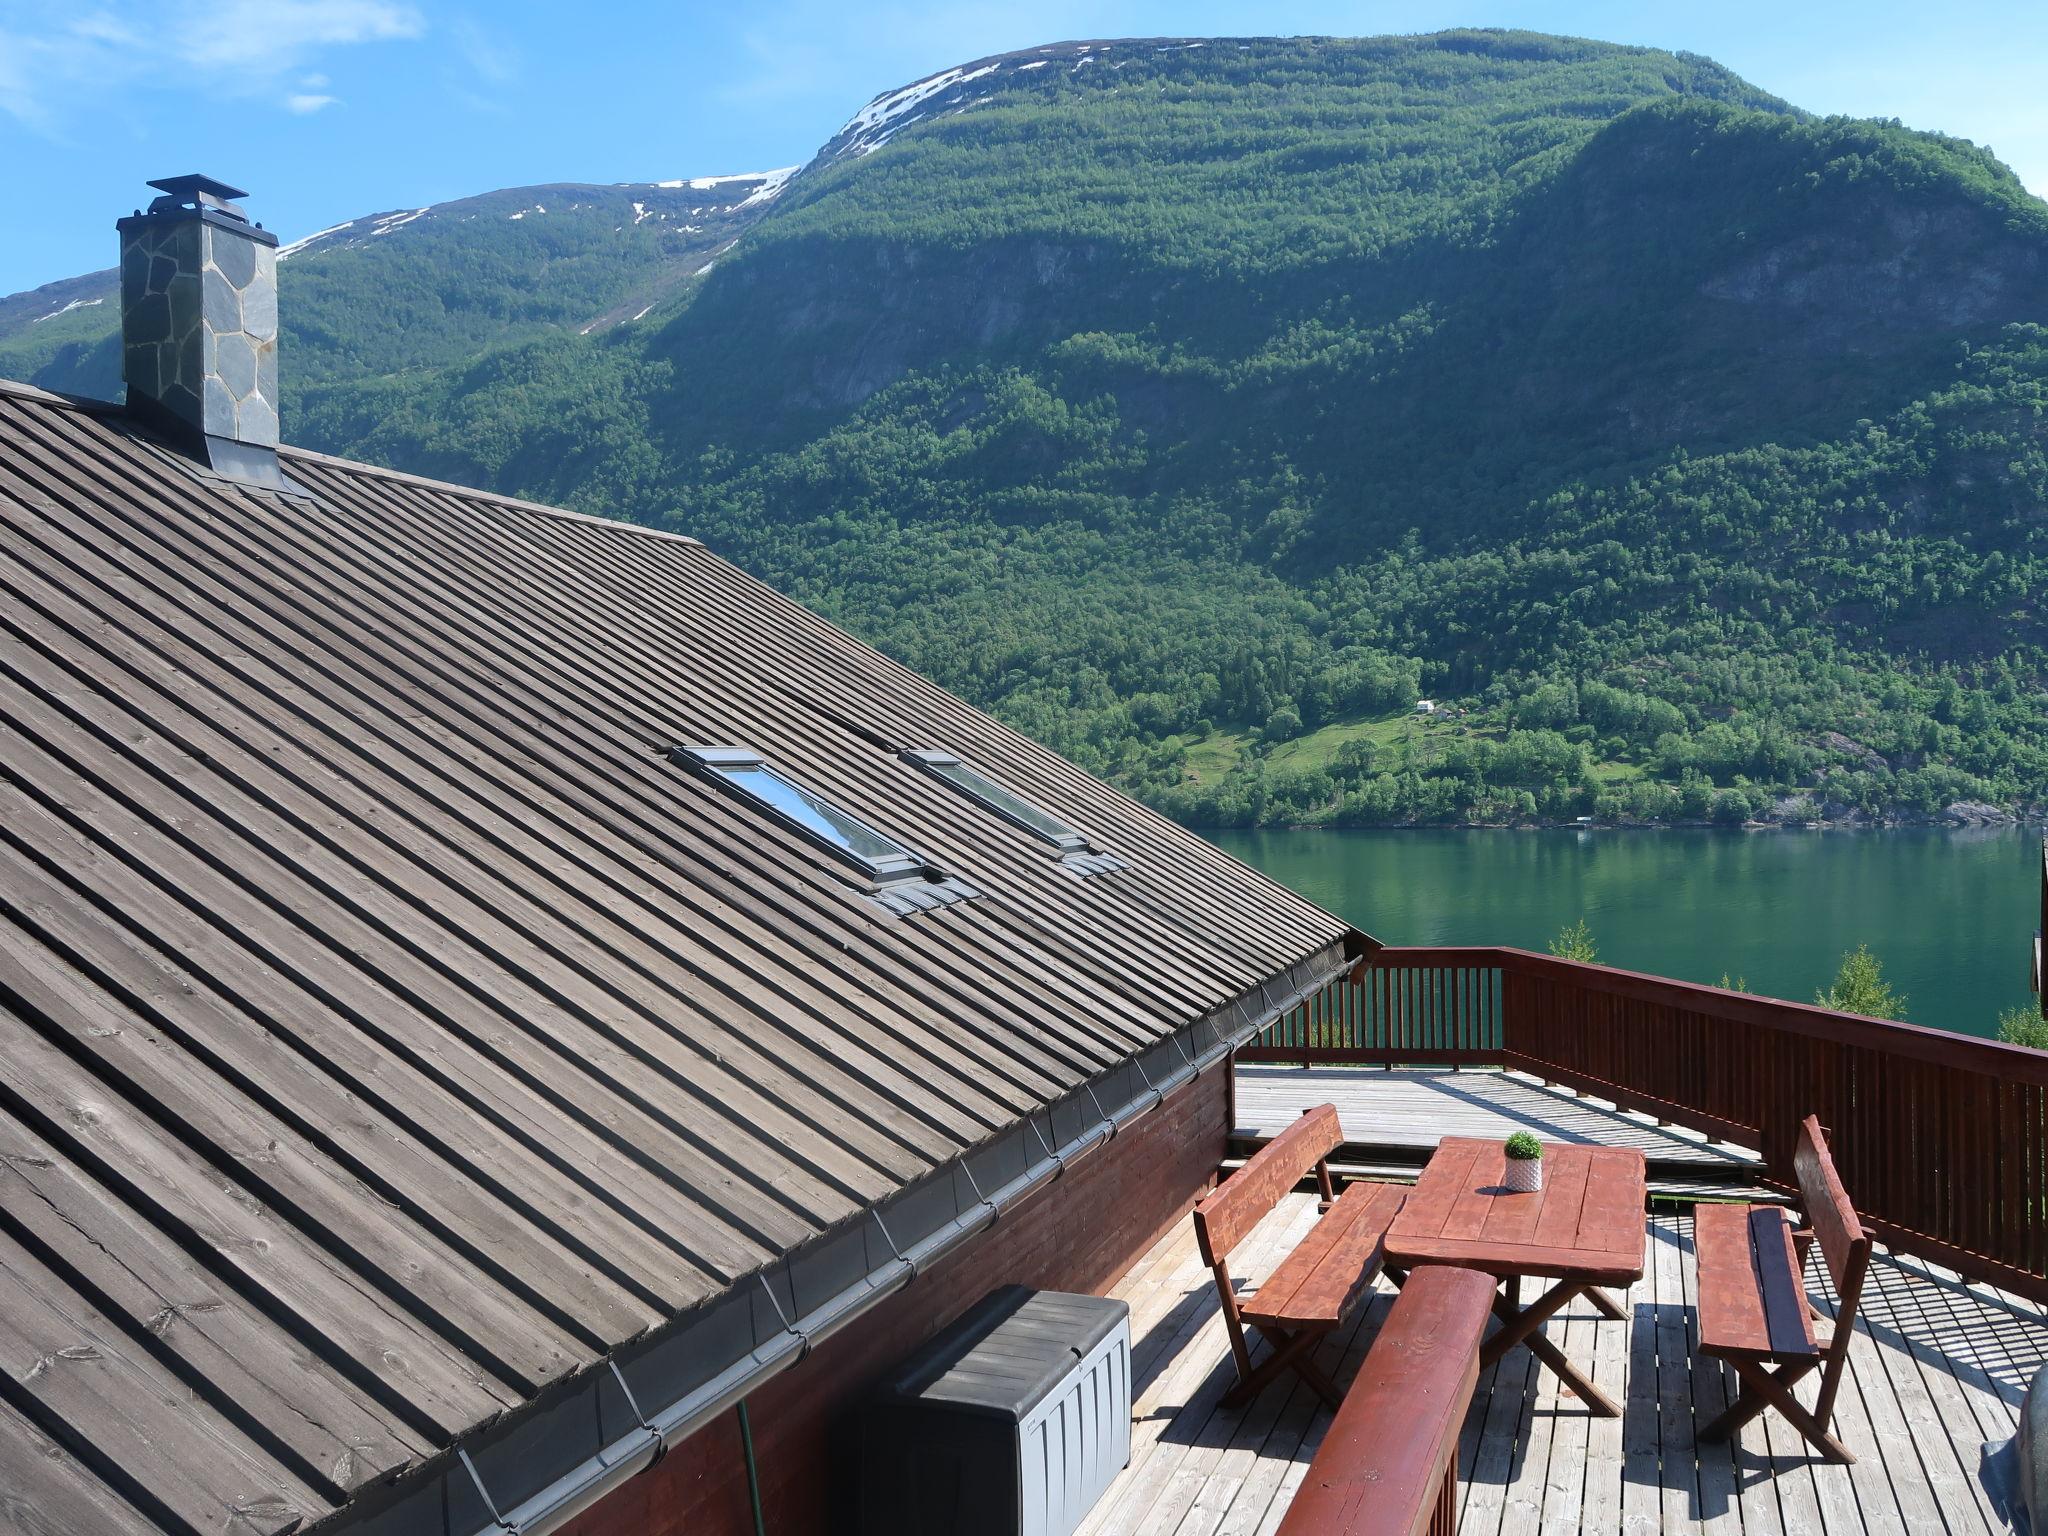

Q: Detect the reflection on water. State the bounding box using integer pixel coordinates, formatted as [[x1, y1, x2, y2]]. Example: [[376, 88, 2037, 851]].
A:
[[1205, 826, 2041, 1039]]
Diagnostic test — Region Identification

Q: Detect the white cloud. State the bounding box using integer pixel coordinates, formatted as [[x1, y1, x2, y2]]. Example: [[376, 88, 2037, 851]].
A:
[[437, 14, 517, 113], [0, 0, 423, 131], [178, 0, 422, 74], [65, 13, 145, 49], [717, 0, 1097, 106], [450, 16, 517, 85]]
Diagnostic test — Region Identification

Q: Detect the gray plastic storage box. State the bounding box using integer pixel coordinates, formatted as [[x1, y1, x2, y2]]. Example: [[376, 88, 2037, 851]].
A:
[[860, 1285, 1133, 1536]]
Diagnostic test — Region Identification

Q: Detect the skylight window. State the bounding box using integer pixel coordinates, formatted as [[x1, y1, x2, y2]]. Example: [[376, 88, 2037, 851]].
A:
[[672, 746, 930, 881], [904, 750, 1091, 853]]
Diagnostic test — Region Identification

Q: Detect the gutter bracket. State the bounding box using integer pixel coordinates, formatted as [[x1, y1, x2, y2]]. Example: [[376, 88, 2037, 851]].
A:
[[609, 1361, 663, 1468], [757, 1271, 811, 1362], [1027, 1114, 1066, 1176], [1084, 1081, 1115, 1139], [960, 1158, 996, 1224], [1131, 1051, 1166, 1114], [459, 1449, 515, 1534], [872, 1206, 915, 1279]]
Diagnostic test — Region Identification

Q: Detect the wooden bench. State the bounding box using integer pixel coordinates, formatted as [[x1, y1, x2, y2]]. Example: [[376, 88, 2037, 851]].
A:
[[1696, 1114, 1870, 1464], [1193, 1103, 1406, 1407], [1273, 1263, 1497, 1536]]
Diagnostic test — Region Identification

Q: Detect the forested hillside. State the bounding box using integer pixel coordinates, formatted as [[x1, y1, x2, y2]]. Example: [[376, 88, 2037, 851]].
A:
[[7, 31, 2047, 827]]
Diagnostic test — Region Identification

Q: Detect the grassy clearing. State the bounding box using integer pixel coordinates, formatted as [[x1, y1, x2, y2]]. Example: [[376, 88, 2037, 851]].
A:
[[1180, 708, 1648, 790]]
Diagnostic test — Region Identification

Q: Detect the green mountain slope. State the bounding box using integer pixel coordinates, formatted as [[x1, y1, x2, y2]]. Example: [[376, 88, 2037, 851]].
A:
[[0, 172, 788, 416], [7, 31, 2048, 826]]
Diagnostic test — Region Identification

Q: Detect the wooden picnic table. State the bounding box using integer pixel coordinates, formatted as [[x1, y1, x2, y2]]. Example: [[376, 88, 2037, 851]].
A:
[[1384, 1136, 1647, 1417]]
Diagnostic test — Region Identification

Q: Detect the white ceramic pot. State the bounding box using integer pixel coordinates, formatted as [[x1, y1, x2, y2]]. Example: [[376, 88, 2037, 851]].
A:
[[1504, 1156, 1543, 1193]]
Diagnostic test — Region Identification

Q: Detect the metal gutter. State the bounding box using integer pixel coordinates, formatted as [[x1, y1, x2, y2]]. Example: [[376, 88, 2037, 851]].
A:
[[336, 944, 1348, 1536]]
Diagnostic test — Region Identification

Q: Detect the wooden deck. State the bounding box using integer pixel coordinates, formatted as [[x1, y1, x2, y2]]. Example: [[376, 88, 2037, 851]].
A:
[[1234, 1064, 1759, 1171], [1086, 1192, 2040, 1536]]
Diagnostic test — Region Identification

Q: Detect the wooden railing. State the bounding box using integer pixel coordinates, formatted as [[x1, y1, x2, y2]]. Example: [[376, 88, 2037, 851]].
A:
[[1245, 946, 2048, 1305], [1239, 948, 1503, 1065]]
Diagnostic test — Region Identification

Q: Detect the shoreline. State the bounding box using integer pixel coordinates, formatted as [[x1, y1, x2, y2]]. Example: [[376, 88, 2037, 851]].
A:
[[1183, 814, 2048, 833]]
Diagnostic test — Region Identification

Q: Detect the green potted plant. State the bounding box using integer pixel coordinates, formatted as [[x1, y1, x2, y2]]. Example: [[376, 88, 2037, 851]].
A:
[[1504, 1131, 1544, 1193]]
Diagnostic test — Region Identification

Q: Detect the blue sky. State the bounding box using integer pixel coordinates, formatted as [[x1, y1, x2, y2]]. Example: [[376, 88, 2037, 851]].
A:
[[3, 0, 2044, 295]]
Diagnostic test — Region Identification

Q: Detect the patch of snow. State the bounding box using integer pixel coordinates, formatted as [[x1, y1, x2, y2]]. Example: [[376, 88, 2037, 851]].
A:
[[1018, 59, 1048, 70], [278, 219, 356, 260], [632, 304, 654, 321], [508, 210, 525, 220], [371, 206, 428, 237], [842, 61, 999, 139], [663, 170, 786, 190], [694, 260, 717, 276], [854, 117, 922, 156], [533, 204, 546, 213], [31, 296, 103, 325], [631, 201, 651, 224], [735, 165, 799, 209], [1072, 55, 1094, 71], [1156, 41, 1205, 50]]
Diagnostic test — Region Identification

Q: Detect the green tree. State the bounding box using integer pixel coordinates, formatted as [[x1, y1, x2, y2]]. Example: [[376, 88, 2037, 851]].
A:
[[1549, 919, 1598, 964], [1815, 945, 1906, 1020], [1997, 1005, 2048, 1050]]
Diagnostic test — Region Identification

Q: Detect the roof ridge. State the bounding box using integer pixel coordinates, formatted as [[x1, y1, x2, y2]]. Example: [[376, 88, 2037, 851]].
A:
[[0, 374, 702, 548], [0, 374, 118, 414], [277, 440, 704, 546]]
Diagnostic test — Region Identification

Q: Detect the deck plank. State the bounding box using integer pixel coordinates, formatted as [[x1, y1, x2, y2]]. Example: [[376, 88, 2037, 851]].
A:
[[1167, 1236, 1390, 1536], [1621, 1222, 1663, 1536], [1575, 1245, 1629, 1536], [1650, 1212, 1700, 1535], [1854, 1259, 2000, 1533], [1233, 1066, 1755, 1169], [1084, 1198, 1315, 1536], [1530, 1292, 1597, 1536]]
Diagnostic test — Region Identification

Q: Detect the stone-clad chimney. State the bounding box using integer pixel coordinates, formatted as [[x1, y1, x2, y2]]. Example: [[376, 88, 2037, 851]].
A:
[[116, 175, 288, 489]]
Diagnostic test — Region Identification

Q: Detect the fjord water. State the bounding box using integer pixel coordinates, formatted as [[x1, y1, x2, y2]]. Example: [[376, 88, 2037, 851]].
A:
[[1209, 827, 2041, 1039]]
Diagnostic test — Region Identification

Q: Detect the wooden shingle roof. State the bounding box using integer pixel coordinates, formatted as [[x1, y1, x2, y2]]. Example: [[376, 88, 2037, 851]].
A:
[[0, 380, 1354, 1534]]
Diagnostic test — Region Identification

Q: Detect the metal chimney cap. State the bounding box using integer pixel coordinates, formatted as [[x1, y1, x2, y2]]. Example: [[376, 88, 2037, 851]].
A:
[[146, 173, 249, 202], [142, 174, 254, 223]]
